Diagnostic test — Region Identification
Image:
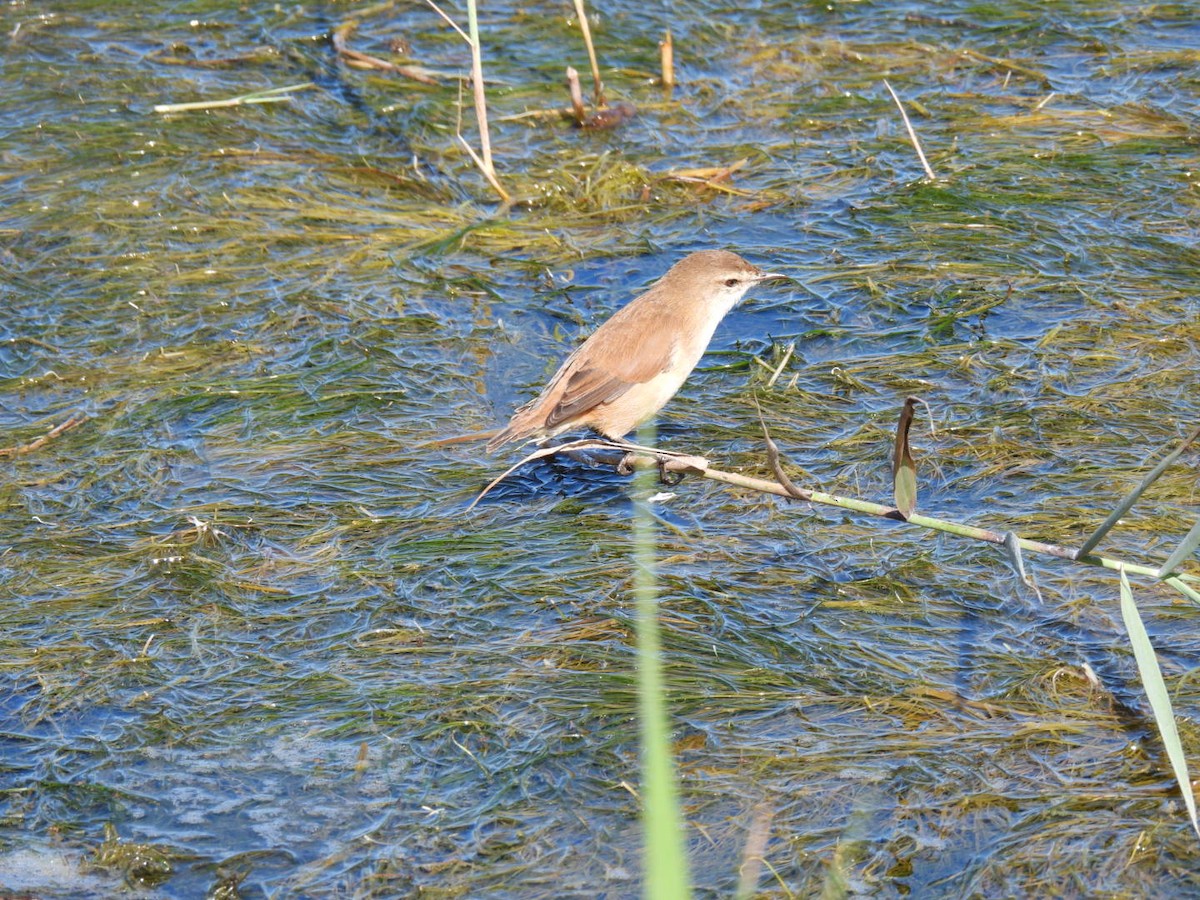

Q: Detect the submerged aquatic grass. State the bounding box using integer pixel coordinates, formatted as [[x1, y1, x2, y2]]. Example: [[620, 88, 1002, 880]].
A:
[[2, 0, 1199, 896]]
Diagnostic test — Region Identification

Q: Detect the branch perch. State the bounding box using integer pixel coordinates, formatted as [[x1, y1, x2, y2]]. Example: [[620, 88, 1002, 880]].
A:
[[472, 432, 1200, 589]]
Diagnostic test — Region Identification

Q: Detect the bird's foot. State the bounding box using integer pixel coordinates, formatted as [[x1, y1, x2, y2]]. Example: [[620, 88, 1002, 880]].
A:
[[614, 450, 688, 484], [657, 457, 685, 485], [616, 451, 637, 476]]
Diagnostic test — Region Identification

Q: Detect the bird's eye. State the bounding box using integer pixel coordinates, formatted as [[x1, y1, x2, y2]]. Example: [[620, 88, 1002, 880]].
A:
[[723, 278, 740, 287]]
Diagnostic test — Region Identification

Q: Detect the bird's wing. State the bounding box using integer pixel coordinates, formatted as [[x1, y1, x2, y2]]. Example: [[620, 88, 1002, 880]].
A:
[[541, 304, 677, 428]]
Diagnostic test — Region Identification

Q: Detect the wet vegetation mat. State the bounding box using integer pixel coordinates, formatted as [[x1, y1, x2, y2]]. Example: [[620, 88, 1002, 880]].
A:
[[1, 0, 1198, 896]]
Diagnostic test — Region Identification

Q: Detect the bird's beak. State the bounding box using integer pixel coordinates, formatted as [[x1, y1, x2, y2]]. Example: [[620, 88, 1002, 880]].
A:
[[754, 271, 789, 283]]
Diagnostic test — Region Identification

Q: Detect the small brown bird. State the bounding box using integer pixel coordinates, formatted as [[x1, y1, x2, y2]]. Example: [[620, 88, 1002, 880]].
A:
[[487, 250, 783, 451]]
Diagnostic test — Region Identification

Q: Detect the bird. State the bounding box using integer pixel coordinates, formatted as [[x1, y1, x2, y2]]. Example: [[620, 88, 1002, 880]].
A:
[[487, 249, 783, 451]]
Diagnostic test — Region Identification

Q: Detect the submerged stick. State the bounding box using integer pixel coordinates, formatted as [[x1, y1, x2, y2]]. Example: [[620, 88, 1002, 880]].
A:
[[0, 414, 86, 458], [331, 20, 439, 84], [154, 83, 314, 114]]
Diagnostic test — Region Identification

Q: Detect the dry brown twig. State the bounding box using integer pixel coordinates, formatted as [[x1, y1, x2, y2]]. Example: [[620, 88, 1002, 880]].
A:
[[664, 158, 752, 195]]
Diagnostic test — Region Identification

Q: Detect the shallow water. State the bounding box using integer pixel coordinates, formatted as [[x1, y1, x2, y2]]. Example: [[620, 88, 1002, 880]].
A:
[[2, 0, 1199, 896]]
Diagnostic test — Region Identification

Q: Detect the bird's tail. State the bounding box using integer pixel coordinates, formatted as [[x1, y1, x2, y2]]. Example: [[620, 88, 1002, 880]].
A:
[[484, 428, 514, 452], [486, 399, 550, 450]]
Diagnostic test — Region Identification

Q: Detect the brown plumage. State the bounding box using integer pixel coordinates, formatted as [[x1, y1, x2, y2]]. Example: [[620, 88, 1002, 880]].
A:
[[487, 250, 782, 450]]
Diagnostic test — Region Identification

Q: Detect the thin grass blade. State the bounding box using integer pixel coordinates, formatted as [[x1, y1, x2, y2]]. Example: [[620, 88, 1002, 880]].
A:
[[1165, 575, 1200, 606], [1078, 425, 1200, 557], [1117, 568, 1200, 839], [1159, 518, 1200, 581]]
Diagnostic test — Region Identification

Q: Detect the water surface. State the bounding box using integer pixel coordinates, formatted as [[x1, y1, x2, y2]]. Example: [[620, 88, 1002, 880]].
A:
[[2, 0, 1199, 896]]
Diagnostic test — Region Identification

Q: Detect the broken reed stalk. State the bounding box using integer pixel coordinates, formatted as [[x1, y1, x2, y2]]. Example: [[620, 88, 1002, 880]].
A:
[[882, 79, 935, 180], [570, 0, 605, 106], [425, 0, 509, 201], [464, 0, 508, 201], [660, 30, 674, 88], [565, 66, 587, 124]]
